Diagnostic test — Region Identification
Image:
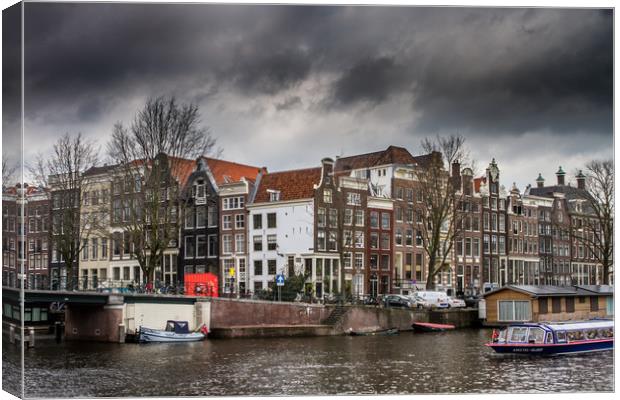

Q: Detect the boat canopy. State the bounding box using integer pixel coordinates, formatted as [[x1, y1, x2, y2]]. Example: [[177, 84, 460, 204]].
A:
[[543, 320, 613, 331], [166, 320, 190, 334]]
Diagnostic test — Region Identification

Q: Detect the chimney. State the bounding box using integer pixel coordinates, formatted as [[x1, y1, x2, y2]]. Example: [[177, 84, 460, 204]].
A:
[[536, 173, 545, 188], [576, 170, 586, 190], [451, 160, 460, 178], [556, 166, 566, 186]]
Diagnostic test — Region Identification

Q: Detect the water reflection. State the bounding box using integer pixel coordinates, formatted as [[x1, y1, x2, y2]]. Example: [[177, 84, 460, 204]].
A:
[[2, 329, 613, 397]]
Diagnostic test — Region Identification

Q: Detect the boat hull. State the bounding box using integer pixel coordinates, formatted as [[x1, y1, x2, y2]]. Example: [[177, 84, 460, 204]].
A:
[[486, 339, 613, 355], [138, 327, 206, 343], [412, 322, 456, 332], [349, 328, 399, 336]]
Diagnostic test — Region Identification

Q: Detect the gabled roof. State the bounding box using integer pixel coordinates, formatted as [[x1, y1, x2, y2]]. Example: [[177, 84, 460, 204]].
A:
[[574, 285, 614, 295], [334, 145, 417, 172], [253, 167, 321, 203], [483, 285, 613, 298], [203, 157, 262, 185], [529, 184, 589, 200]]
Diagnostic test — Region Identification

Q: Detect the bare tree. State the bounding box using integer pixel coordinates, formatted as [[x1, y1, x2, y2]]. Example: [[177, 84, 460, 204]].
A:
[[2, 153, 17, 187], [572, 160, 614, 285], [42, 133, 100, 289], [413, 135, 470, 290], [107, 97, 217, 287]]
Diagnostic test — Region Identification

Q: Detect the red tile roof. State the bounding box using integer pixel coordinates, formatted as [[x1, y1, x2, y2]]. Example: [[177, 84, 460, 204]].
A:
[[335, 145, 416, 172], [168, 156, 197, 187], [203, 157, 262, 185], [254, 167, 321, 203]]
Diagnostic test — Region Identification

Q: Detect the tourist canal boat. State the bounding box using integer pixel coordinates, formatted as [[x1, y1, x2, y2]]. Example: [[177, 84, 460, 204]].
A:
[[486, 319, 614, 355], [348, 328, 399, 336], [138, 320, 208, 343], [411, 322, 456, 332]]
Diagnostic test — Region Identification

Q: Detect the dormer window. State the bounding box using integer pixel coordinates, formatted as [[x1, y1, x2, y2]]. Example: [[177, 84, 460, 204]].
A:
[[195, 180, 206, 205], [268, 190, 281, 202]]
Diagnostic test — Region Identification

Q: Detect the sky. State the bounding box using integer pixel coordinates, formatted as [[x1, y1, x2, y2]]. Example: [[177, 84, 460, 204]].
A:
[[2, 3, 614, 191]]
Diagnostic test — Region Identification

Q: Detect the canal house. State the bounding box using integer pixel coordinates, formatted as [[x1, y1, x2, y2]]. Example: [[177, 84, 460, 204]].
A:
[[481, 285, 614, 326]]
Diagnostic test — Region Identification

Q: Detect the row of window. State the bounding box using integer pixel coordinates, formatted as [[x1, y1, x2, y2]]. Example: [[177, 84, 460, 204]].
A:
[[185, 206, 218, 229], [252, 213, 277, 230], [184, 235, 218, 258]]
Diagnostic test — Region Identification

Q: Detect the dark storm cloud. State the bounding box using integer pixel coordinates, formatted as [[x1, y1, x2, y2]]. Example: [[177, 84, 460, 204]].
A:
[[14, 3, 613, 170], [332, 56, 411, 106]]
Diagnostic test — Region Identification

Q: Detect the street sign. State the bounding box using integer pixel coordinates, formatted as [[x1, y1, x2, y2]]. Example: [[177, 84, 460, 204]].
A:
[[229, 268, 235, 277], [276, 274, 285, 286]]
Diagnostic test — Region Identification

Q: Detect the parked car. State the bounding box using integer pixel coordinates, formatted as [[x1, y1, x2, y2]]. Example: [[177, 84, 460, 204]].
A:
[[446, 296, 466, 308], [463, 294, 481, 308], [413, 291, 450, 309], [383, 294, 415, 309]]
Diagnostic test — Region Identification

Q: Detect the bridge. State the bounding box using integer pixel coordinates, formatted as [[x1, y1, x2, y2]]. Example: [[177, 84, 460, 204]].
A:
[[2, 287, 210, 342]]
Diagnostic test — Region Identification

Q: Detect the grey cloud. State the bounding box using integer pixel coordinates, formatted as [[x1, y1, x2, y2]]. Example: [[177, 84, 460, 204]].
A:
[[275, 96, 302, 111]]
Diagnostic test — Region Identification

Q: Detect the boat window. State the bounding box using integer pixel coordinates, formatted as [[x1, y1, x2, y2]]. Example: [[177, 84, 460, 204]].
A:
[[599, 328, 614, 338], [545, 332, 553, 344], [527, 328, 545, 344], [556, 331, 567, 343], [509, 327, 528, 343], [585, 329, 598, 340], [498, 329, 507, 342], [567, 330, 585, 342]]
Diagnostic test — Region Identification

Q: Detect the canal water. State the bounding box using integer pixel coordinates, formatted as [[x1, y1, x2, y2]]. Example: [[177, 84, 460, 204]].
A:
[[3, 329, 614, 397]]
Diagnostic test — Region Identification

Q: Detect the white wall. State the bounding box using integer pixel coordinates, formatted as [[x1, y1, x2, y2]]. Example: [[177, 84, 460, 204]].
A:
[[248, 200, 314, 290], [123, 302, 205, 334]]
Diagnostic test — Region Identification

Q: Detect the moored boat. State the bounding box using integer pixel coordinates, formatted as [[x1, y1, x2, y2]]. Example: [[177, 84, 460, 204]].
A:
[[138, 320, 208, 343], [348, 328, 399, 336], [412, 322, 456, 332], [486, 319, 614, 355]]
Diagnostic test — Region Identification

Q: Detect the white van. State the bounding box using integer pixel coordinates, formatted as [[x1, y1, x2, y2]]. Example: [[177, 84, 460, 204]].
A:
[[412, 291, 450, 309]]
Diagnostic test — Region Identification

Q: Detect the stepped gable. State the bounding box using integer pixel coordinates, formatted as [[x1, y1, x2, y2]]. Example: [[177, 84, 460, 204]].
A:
[[334, 145, 416, 172], [253, 167, 321, 203]]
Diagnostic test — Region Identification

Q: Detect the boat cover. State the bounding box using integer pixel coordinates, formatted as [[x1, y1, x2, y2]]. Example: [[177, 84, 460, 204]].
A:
[[166, 320, 190, 333]]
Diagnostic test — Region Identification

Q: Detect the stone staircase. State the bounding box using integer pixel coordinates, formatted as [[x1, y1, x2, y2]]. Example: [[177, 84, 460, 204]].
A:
[[322, 305, 349, 326]]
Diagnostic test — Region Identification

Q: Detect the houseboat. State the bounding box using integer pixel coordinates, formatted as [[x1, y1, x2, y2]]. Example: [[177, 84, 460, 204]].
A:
[[486, 319, 613, 355]]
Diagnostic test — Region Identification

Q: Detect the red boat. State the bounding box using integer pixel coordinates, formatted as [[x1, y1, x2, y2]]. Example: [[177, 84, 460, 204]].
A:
[[412, 322, 456, 332]]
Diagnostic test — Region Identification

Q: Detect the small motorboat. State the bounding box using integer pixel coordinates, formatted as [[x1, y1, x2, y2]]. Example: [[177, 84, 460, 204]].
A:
[[348, 328, 399, 336], [138, 320, 208, 343], [412, 322, 456, 332], [485, 319, 613, 355]]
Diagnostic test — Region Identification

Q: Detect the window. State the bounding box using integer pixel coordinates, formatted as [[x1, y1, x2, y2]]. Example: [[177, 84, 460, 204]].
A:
[[328, 232, 337, 251], [196, 235, 206, 258], [380, 254, 390, 270], [552, 297, 562, 313], [343, 230, 352, 247], [415, 231, 423, 246], [269, 191, 280, 202], [267, 235, 277, 251], [82, 240, 89, 260], [354, 253, 364, 269], [101, 238, 107, 259], [317, 208, 326, 227], [347, 192, 361, 205], [354, 231, 364, 248], [539, 298, 548, 314], [395, 229, 403, 246], [253, 236, 263, 251], [499, 301, 531, 322], [344, 209, 353, 225], [328, 209, 338, 228], [223, 197, 244, 210], [565, 297, 575, 313], [91, 238, 98, 259], [235, 234, 245, 253], [343, 252, 352, 268], [370, 254, 378, 269], [208, 206, 218, 227], [267, 259, 277, 275], [267, 213, 277, 228], [222, 215, 232, 230], [354, 210, 364, 226], [370, 212, 379, 228], [254, 260, 263, 276], [317, 231, 326, 251], [184, 236, 195, 258], [590, 296, 599, 311], [185, 208, 194, 228], [370, 232, 379, 249], [196, 207, 206, 228], [235, 214, 245, 229], [222, 234, 233, 254], [381, 233, 390, 250], [323, 189, 332, 203], [381, 213, 390, 229], [253, 214, 262, 230], [527, 328, 545, 344], [405, 229, 413, 246], [208, 235, 217, 257]]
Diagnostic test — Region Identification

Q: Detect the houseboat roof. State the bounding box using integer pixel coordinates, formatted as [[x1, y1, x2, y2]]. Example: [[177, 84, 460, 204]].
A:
[[483, 285, 614, 298]]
